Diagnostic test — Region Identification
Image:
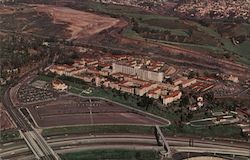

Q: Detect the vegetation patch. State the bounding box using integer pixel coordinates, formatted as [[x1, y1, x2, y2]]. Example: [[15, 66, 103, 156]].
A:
[[162, 124, 243, 139], [0, 130, 20, 142], [42, 123, 244, 139], [60, 149, 160, 160]]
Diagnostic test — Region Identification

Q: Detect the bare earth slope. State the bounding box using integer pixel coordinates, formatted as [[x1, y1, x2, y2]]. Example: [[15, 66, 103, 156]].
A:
[[0, 103, 15, 131], [34, 5, 120, 39]]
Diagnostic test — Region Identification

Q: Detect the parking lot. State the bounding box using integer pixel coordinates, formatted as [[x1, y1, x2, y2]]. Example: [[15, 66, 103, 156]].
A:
[[26, 96, 169, 127], [17, 85, 57, 104]]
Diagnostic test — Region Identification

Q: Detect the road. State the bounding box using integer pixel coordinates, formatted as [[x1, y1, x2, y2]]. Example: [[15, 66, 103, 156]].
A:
[[2, 72, 60, 160], [1, 134, 250, 160]]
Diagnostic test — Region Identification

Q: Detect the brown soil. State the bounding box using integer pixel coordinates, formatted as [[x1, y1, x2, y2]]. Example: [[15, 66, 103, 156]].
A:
[[0, 6, 15, 15], [34, 5, 120, 39], [0, 104, 15, 131]]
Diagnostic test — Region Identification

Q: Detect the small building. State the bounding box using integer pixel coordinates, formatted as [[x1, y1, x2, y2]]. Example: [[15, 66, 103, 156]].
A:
[[147, 87, 161, 99], [135, 83, 157, 96], [119, 84, 135, 94], [173, 77, 188, 86], [73, 59, 85, 68], [228, 75, 239, 83], [236, 107, 250, 122], [162, 90, 182, 105], [182, 78, 197, 88], [52, 80, 68, 91]]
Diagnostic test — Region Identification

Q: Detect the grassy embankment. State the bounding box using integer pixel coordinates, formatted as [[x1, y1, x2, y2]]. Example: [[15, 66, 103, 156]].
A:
[[60, 149, 160, 160], [42, 124, 243, 140], [0, 85, 6, 96], [0, 130, 20, 143]]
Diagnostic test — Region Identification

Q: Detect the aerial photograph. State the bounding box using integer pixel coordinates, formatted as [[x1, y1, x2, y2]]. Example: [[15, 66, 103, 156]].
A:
[[0, 0, 249, 160]]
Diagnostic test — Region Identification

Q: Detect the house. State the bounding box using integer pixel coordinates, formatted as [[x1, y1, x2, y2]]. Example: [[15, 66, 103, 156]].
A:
[[182, 78, 197, 88], [119, 84, 134, 94], [87, 67, 100, 75], [162, 90, 182, 105], [173, 77, 188, 86], [52, 80, 68, 91], [49, 65, 76, 76], [73, 59, 85, 68], [147, 87, 161, 99], [228, 75, 239, 83], [135, 83, 157, 96], [85, 59, 98, 66]]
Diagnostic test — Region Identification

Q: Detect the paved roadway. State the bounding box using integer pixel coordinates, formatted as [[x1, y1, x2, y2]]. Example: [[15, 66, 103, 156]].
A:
[[1, 134, 250, 160], [2, 73, 60, 160]]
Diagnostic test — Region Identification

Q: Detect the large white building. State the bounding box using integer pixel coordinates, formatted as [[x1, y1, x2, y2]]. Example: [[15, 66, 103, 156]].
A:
[[112, 63, 164, 82]]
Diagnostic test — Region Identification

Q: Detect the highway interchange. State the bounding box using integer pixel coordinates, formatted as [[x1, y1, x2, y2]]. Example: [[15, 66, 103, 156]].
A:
[[1, 134, 250, 159], [2, 71, 61, 160]]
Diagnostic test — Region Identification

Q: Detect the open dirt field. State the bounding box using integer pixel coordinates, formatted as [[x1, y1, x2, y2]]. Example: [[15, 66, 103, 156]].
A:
[[0, 103, 15, 131], [0, 6, 15, 14], [34, 5, 120, 39], [26, 96, 169, 127]]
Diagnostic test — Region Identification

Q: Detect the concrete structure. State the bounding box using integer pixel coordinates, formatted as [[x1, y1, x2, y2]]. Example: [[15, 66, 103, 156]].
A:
[[182, 78, 197, 88], [135, 83, 158, 96], [147, 87, 161, 99], [162, 90, 182, 105], [112, 63, 164, 82], [49, 65, 86, 76], [228, 75, 239, 83], [174, 77, 188, 86], [52, 80, 68, 91], [155, 125, 172, 158]]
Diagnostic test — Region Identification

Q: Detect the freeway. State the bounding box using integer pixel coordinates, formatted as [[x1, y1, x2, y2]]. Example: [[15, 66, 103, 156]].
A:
[[1, 134, 250, 160], [2, 73, 60, 160]]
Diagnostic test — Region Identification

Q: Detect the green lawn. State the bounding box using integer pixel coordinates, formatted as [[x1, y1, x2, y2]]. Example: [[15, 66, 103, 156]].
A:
[[42, 123, 244, 139], [0, 130, 20, 143], [35, 74, 55, 82], [60, 149, 160, 160], [189, 120, 215, 126], [162, 124, 243, 139], [0, 86, 5, 96]]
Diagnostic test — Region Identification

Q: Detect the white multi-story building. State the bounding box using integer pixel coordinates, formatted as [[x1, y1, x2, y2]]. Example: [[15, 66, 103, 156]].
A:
[[112, 63, 164, 82]]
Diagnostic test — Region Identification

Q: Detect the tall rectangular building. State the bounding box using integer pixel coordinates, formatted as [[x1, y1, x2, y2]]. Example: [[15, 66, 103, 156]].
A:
[[112, 63, 164, 82]]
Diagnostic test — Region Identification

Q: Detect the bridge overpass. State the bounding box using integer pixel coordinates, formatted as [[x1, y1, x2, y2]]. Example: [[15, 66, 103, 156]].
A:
[[154, 125, 172, 158], [2, 83, 61, 160]]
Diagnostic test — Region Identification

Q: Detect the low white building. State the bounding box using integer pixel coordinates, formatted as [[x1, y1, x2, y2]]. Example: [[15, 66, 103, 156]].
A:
[[162, 90, 182, 105], [52, 80, 68, 91], [182, 78, 197, 88], [228, 75, 239, 83]]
